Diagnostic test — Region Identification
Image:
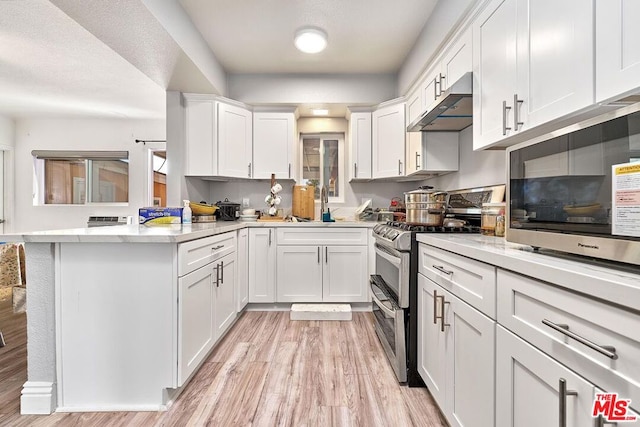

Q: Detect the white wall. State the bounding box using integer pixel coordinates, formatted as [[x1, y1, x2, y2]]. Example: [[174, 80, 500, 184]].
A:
[[0, 115, 15, 148], [13, 118, 165, 232], [228, 74, 397, 105], [421, 126, 506, 190]]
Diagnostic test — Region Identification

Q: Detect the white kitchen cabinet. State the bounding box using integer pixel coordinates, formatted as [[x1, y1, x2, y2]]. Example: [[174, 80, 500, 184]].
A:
[[496, 325, 594, 427], [473, 0, 594, 149], [420, 67, 443, 111], [348, 110, 372, 180], [372, 101, 405, 179], [177, 262, 215, 386], [418, 272, 496, 427], [253, 111, 295, 179], [236, 228, 248, 312], [405, 90, 423, 175], [596, 0, 640, 103], [214, 252, 237, 340], [440, 28, 472, 94], [276, 245, 323, 302], [217, 101, 253, 178], [248, 228, 276, 303], [276, 245, 368, 303], [183, 95, 217, 176]]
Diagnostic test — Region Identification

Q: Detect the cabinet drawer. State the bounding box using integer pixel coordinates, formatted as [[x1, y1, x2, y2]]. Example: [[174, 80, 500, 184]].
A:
[[497, 269, 640, 411], [276, 228, 368, 245], [418, 244, 497, 318], [178, 232, 236, 276]]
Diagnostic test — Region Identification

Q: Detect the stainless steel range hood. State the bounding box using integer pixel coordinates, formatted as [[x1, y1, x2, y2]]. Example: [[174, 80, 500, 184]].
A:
[[407, 72, 472, 132]]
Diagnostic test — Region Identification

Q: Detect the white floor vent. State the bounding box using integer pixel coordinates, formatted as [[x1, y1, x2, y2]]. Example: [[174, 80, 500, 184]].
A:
[[290, 303, 352, 321]]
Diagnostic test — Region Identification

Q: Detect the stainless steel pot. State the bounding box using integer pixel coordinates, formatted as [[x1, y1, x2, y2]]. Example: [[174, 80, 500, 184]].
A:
[[404, 186, 448, 225]]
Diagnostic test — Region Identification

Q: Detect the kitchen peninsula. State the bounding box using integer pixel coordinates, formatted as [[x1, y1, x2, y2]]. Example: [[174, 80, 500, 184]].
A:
[[4, 221, 375, 414]]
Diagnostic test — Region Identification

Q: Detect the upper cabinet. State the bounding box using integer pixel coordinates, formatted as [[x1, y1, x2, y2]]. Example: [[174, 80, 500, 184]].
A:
[[440, 28, 472, 94], [217, 102, 253, 178], [596, 0, 640, 103], [348, 110, 372, 180], [372, 101, 406, 179], [473, 0, 594, 150], [253, 111, 295, 179], [184, 95, 217, 176]]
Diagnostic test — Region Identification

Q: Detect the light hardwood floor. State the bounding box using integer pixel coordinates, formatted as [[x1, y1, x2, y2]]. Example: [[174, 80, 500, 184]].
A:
[[0, 300, 447, 427]]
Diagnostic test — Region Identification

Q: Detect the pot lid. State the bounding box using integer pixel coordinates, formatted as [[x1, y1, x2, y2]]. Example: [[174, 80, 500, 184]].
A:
[[404, 186, 447, 195]]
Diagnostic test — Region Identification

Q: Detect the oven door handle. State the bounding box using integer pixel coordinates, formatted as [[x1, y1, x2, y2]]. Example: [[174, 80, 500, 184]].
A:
[[371, 287, 397, 319], [374, 244, 402, 269]]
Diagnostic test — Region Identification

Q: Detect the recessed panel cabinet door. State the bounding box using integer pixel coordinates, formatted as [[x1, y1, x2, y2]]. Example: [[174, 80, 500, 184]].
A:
[[322, 245, 368, 302], [517, 0, 594, 130], [214, 252, 237, 341], [184, 97, 216, 176], [253, 112, 294, 179], [495, 325, 594, 427], [472, 0, 518, 149], [218, 102, 252, 178], [349, 112, 372, 180], [248, 228, 276, 303], [372, 103, 405, 178], [276, 245, 323, 302], [236, 229, 248, 312], [178, 264, 215, 386], [596, 0, 640, 102]]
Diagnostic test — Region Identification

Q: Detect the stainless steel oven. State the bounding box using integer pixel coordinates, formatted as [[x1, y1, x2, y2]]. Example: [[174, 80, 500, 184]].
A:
[[373, 242, 410, 307]]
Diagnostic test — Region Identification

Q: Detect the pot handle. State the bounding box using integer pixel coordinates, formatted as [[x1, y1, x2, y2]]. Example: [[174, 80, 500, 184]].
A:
[[418, 185, 434, 190], [427, 208, 445, 214]]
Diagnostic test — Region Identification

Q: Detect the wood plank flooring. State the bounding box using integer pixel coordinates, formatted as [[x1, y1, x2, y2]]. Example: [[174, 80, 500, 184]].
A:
[[0, 303, 447, 427]]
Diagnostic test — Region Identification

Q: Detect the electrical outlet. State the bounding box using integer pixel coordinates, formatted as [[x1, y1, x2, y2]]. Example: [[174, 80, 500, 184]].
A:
[[242, 198, 250, 207]]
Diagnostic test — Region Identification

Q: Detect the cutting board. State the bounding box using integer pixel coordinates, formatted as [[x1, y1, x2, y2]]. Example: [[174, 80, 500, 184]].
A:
[[292, 185, 315, 220]]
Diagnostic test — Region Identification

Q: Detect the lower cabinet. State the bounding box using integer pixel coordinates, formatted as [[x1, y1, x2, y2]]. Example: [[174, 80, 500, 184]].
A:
[[248, 228, 276, 302], [236, 228, 248, 312], [214, 252, 237, 340], [418, 272, 496, 427], [276, 245, 368, 302], [496, 325, 595, 427]]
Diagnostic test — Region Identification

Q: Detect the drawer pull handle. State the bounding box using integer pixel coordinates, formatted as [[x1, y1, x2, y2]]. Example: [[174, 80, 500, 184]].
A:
[[432, 265, 453, 275], [558, 378, 578, 427], [211, 245, 224, 250], [542, 319, 618, 360], [433, 290, 438, 325], [439, 295, 450, 332]]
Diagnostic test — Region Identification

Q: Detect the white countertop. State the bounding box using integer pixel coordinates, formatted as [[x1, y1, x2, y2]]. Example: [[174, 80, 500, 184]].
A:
[[416, 233, 640, 311], [0, 220, 376, 244]]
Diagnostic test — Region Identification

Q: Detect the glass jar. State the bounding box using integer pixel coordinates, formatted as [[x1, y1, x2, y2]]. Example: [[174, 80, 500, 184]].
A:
[[495, 208, 506, 237], [481, 202, 506, 236]]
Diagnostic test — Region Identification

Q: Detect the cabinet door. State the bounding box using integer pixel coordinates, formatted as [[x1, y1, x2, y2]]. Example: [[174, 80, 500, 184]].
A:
[[446, 290, 495, 427], [472, 0, 518, 149], [236, 229, 248, 312], [323, 245, 368, 302], [218, 102, 252, 178], [184, 96, 216, 176], [349, 112, 372, 180], [596, 0, 640, 102], [248, 228, 276, 303], [178, 263, 215, 385], [406, 91, 423, 175], [517, 0, 594, 130], [496, 325, 595, 427], [421, 67, 443, 109], [372, 103, 405, 178], [440, 28, 472, 92], [417, 273, 447, 409], [253, 112, 294, 179], [214, 252, 237, 340], [276, 245, 323, 302]]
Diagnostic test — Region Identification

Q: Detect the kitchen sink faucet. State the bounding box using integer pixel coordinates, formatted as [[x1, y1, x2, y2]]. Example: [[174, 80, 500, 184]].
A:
[[321, 185, 328, 215]]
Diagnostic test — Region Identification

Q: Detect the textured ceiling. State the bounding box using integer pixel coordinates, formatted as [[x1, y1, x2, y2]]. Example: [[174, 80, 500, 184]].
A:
[[0, 0, 166, 119], [178, 0, 438, 74]]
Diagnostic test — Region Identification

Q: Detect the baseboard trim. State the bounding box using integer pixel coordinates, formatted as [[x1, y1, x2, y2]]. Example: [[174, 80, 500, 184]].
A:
[[21, 381, 56, 415], [246, 302, 372, 312]]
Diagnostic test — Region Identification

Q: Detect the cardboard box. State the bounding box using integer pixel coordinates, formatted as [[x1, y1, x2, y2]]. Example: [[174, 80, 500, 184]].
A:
[[139, 207, 183, 224]]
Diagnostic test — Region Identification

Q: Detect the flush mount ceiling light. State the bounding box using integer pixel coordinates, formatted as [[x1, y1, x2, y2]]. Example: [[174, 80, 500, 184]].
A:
[[312, 108, 329, 116], [294, 27, 328, 54]]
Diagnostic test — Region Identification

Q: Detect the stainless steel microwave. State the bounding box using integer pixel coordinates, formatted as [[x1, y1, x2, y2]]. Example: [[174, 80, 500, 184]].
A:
[[506, 103, 640, 265]]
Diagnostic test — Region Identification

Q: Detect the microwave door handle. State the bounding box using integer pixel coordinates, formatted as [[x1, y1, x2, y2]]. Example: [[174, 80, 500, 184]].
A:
[[374, 244, 402, 269], [371, 288, 397, 318]]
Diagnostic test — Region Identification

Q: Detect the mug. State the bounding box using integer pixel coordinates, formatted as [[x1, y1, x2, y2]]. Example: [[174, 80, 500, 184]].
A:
[[271, 183, 283, 194]]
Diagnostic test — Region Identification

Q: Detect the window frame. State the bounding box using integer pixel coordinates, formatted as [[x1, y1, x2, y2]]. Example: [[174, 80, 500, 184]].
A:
[[32, 150, 130, 206], [299, 133, 345, 203]]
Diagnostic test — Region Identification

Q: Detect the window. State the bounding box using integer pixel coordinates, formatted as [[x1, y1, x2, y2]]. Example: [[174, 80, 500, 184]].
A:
[[300, 133, 344, 201], [32, 151, 129, 205]]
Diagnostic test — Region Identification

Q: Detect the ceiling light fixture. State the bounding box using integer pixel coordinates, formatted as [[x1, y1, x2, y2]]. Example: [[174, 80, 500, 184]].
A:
[[294, 27, 328, 54], [312, 108, 329, 116]]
